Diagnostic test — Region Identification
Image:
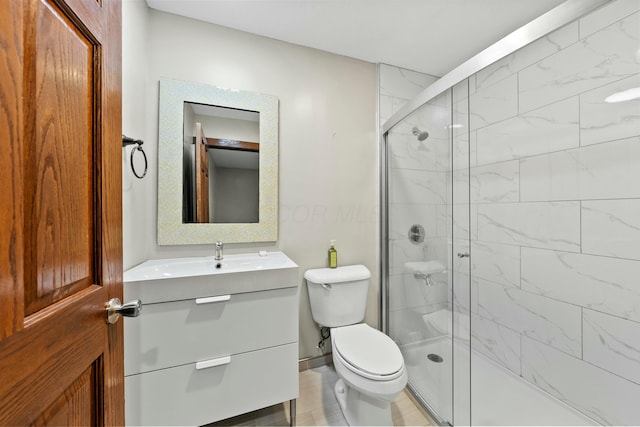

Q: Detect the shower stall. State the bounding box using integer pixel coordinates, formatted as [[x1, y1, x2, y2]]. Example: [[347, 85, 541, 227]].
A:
[[381, 0, 640, 425]]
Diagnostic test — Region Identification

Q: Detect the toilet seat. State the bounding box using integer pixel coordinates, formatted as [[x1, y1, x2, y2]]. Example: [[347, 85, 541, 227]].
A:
[[332, 324, 404, 381]]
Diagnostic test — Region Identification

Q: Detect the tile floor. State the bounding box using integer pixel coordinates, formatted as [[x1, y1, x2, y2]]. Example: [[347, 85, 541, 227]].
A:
[[211, 364, 435, 426]]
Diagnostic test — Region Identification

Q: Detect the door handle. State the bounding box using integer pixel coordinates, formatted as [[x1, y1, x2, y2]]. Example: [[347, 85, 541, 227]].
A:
[[457, 252, 470, 258], [106, 298, 142, 324]]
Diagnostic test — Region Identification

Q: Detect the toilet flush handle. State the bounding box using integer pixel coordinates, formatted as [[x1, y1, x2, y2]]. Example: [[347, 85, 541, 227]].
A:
[[321, 283, 332, 291]]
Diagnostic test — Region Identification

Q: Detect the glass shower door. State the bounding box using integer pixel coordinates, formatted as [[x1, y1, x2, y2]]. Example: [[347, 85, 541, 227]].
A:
[[385, 85, 471, 425], [451, 79, 472, 426]]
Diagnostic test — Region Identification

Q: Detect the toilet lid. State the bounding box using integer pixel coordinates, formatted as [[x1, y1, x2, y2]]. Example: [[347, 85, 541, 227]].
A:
[[332, 324, 404, 378]]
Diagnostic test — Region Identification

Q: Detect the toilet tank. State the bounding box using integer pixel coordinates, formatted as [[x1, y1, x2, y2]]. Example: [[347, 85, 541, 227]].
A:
[[304, 265, 370, 328]]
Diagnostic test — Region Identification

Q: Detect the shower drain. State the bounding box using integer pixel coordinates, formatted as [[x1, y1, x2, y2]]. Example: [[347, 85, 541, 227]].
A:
[[427, 353, 444, 363]]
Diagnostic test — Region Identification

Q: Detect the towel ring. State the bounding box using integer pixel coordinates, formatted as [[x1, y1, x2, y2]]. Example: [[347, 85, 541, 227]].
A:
[[122, 135, 148, 179], [130, 145, 148, 178]]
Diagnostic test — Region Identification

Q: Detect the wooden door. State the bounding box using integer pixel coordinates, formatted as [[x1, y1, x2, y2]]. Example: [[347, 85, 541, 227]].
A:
[[195, 123, 210, 223], [0, 0, 123, 425]]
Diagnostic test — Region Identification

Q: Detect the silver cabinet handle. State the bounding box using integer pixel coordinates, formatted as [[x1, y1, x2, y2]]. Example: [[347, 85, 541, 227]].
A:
[[195, 295, 231, 304], [196, 355, 231, 370], [457, 252, 470, 258], [106, 298, 141, 324]]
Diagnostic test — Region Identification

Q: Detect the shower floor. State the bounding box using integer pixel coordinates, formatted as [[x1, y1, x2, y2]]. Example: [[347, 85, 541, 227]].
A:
[[401, 338, 598, 426]]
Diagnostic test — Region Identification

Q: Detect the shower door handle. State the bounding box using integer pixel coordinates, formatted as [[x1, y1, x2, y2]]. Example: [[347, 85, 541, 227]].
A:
[[457, 253, 470, 258]]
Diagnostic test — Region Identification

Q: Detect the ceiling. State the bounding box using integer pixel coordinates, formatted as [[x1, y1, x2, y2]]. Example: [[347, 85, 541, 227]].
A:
[[145, 0, 567, 76]]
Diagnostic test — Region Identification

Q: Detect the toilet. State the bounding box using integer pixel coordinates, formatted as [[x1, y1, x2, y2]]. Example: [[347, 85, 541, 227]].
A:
[[305, 265, 408, 426]]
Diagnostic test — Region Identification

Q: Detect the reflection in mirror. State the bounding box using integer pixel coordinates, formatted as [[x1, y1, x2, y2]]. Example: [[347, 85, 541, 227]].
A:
[[182, 102, 259, 224], [157, 78, 278, 245]]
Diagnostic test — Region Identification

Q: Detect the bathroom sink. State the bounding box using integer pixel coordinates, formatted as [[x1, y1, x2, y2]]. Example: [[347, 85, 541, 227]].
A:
[[123, 251, 298, 304], [124, 251, 296, 282]]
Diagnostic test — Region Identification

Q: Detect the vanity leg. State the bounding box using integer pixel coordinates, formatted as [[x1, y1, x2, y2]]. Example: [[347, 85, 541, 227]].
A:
[[289, 399, 296, 426]]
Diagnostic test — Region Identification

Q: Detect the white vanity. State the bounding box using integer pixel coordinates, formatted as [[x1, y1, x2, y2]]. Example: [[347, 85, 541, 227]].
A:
[[123, 252, 299, 426]]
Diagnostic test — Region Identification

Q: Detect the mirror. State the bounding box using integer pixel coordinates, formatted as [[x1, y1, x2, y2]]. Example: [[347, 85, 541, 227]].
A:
[[182, 103, 259, 224], [158, 78, 278, 244]]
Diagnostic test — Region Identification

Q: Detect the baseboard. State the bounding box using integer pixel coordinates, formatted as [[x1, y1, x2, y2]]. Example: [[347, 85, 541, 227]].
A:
[[298, 353, 332, 372]]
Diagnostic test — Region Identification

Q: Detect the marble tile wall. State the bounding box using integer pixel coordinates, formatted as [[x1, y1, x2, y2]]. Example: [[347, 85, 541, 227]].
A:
[[463, 1, 640, 424]]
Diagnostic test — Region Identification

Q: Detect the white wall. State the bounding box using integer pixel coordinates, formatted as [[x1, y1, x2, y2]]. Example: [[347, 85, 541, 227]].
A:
[[121, 2, 378, 359], [213, 168, 259, 223], [194, 115, 260, 143], [122, 0, 150, 268]]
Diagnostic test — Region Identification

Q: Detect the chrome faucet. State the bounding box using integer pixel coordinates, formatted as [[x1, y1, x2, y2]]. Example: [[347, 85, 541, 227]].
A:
[[414, 271, 434, 287], [215, 241, 224, 260]]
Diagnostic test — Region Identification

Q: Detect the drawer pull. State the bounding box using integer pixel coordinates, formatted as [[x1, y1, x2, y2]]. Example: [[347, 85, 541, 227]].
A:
[[196, 356, 231, 370], [195, 295, 231, 304]]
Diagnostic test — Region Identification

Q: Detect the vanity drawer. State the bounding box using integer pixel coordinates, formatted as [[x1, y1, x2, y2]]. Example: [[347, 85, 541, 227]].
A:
[[125, 343, 298, 426], [124, 286, 297, 375]]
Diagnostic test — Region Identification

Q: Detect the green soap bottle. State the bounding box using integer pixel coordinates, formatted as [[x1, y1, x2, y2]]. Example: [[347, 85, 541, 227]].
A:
[[328, 240, 338, 268]]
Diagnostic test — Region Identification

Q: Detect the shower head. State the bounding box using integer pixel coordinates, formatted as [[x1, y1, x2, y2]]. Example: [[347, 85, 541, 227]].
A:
[[412, 126, 429, 141]]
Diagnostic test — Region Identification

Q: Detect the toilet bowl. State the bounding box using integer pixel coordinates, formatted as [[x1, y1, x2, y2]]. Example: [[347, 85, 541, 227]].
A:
[[305, 265, 408, 426], [331, 323, 408, 425]]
